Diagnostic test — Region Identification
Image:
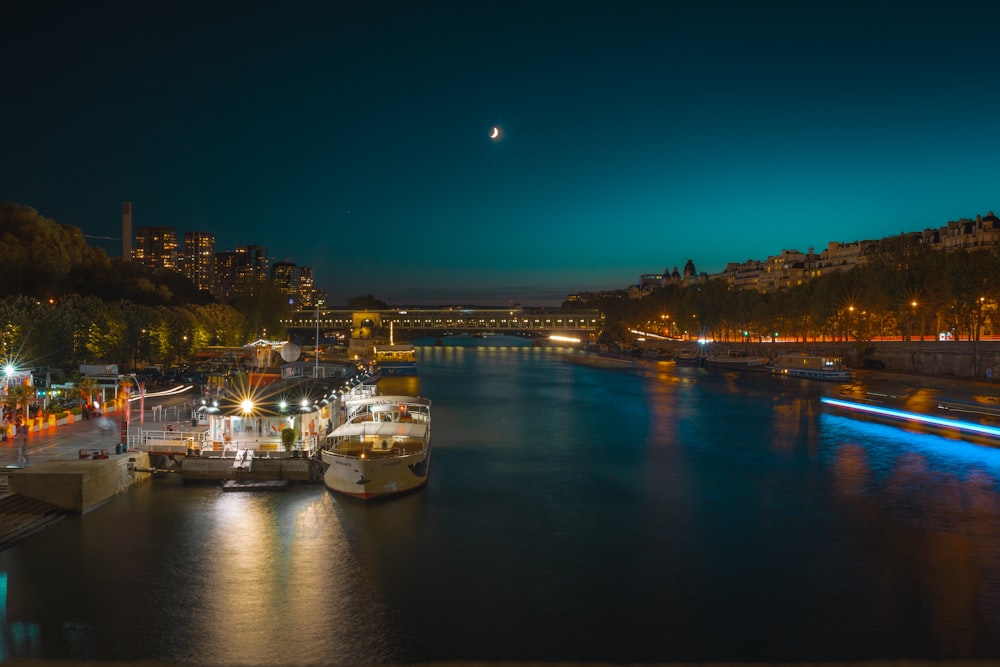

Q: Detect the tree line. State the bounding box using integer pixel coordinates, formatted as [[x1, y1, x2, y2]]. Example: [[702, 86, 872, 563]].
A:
[[6, 201, 1000, 376], [595, 235, 1000, 357], [0, 203, 294, 377], [0, 203, 395, 378]]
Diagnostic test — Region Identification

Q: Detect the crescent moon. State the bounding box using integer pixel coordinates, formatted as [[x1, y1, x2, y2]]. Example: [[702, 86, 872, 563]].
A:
[[490, 126, 500, 139]]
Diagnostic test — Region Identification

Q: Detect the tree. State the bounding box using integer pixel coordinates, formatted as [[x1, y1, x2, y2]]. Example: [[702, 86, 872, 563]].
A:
[[0, 204, 111, 299], [231, 281, 291, 342], [281, 426, 297, 453], [347, 294, 388, 310], [2, 383, 34, 426], [77, 378, 98, 411]]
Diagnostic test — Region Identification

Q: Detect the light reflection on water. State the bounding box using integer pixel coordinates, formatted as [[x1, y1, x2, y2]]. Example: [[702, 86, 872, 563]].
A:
[[1, 338, 999, 663], [820, 413, 1000, 654]]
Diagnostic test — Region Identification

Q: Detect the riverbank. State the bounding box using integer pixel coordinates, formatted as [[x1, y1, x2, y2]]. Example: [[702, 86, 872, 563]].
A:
[[632, 338, 1000, 383]]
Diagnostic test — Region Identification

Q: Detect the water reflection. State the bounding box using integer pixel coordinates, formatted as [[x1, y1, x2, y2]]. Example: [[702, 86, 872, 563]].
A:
[[3, 343, 1000, 663], [823, 413, 1000, 655]]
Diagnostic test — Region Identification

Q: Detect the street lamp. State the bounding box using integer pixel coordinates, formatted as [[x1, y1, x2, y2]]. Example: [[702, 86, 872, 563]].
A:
[[120, 374, 146, 451]]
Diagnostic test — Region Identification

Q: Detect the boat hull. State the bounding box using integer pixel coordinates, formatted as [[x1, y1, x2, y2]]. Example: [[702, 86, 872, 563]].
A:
[[770, 353, 852, 381], [321, 446, 431, 499], [705, 357, 769, 371], [771, 367, 852, 381], [377, 363, 418, 376]]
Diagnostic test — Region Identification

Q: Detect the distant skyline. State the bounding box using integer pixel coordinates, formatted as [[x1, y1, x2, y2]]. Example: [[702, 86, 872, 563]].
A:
[[4, 1, 1000, 306]]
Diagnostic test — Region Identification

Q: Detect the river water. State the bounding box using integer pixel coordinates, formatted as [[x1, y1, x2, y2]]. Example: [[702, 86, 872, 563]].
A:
[[2, 335, 1000, 664]]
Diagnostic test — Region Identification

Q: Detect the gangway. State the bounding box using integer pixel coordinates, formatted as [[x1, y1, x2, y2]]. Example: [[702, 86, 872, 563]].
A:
[[232, 449, 253, 470]]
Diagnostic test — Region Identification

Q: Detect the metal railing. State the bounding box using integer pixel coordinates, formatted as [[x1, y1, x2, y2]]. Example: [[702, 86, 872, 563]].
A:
[[134, 428, 318, 457]]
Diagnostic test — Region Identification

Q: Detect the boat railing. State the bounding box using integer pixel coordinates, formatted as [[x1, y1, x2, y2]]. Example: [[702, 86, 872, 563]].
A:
[[328, 433, 425, 457], [135, 431, 321, 458], [136, 429, 210, 454]]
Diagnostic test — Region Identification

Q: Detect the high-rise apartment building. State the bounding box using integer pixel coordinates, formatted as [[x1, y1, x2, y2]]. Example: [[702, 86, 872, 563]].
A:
[[213, 245, 269, 302], [238, 245, 270, 284], [271, 261, 301, 307], [133, 226, 179, 271], [298, 266, 315, 309], [182, 231, 216, 293]]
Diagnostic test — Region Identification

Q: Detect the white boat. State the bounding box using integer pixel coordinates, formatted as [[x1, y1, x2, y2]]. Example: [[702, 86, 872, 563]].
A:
[[770, 352, 852, 381], [704, 348, 770, 371], [672, 346, 704, 365], [320, 394, 432, 500], [372, 342, 418, 376], [373, 322, 418, 376]]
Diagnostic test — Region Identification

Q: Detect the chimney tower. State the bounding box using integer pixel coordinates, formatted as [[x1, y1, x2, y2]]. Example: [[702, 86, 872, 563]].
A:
[[122, 201, 133, 261]]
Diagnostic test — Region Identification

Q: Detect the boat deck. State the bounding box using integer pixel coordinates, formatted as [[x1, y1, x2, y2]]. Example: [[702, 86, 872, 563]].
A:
[[328, 436, 426, 458]]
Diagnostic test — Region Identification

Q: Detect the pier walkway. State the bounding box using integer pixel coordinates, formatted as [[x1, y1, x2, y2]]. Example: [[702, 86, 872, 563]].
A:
[[0, 392, 198, 550]]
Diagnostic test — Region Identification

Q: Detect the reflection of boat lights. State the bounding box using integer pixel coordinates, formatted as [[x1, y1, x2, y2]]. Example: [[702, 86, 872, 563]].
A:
[[821, 397, 1000, 440]]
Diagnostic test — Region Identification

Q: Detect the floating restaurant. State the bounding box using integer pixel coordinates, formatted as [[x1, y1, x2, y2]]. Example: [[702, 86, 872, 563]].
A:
[[131, 357, 379, 482]]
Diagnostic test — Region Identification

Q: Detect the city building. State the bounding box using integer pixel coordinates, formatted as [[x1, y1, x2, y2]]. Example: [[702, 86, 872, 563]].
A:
[[182, 231, 216, 293], [133, 226, 178, 271], [662, 210, 1000, 297], [271, 260, 301, 307], [298, 266, 315, 309], [213, 245, 269, 302]]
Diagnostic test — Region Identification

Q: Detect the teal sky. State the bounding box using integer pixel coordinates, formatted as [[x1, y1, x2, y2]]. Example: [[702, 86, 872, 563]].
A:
[[3, 1, 1000, 305]]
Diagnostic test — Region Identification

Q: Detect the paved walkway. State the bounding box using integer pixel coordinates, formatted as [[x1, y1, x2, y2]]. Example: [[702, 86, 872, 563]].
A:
[[1, 389, 201, 469], [0, 389, 202, 548]]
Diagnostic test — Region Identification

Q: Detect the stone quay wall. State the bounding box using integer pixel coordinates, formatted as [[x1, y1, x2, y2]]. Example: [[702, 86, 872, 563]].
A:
[[649, 338, 1000, 382], [10, 453, 153, 513]]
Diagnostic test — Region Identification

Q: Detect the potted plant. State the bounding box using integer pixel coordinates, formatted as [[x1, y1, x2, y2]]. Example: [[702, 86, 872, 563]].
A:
[[281, 427, 297, 457]]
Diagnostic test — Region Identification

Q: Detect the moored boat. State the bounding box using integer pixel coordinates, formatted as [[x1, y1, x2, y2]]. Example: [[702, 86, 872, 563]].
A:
[[320, 394, 432, 500], [372, 322, 418, 376], [703, 348, 770, 371], [770, 352, 852, 381], [372, 342, 418, 376], [672, 346, 704, 365]]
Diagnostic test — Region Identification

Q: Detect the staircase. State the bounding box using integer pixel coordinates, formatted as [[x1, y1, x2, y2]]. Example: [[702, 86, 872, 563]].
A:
[[0, 480, 71, 551]]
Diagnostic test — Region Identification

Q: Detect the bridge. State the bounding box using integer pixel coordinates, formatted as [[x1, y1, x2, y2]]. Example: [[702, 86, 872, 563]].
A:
[[281, 307, 603, 340]]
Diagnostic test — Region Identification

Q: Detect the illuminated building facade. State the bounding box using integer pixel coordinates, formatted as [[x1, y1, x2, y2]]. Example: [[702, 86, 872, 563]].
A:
[[271, 261, 301, 307], [182, 231, 216, 293], [133, 226, 178, 271], [298, 266, 315, 309], [213, 245, 269, 302]]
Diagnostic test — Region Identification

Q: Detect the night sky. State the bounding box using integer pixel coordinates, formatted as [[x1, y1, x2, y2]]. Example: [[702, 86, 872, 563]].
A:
[[4, 1, 1000, 306]]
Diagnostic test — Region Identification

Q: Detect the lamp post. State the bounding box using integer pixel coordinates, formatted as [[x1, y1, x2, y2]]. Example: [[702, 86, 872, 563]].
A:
[[120, 374, 146, 451]]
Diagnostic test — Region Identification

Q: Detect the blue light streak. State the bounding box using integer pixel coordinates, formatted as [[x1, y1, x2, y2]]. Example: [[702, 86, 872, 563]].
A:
[[820, 396, 1000, 440]]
